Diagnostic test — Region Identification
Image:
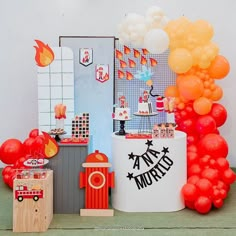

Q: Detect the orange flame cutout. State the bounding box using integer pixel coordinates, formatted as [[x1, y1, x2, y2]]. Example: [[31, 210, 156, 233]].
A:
[[133, 49, 140, 58], [126, 71, 134, 80], [120, 60, 127, 68], [118, 70, 125, 79], [116, 50, 123, 60], [104, 73, 109, 81], [128, 59, 136, 68], [150, 58, 158, 67], [124, 45, 131, 54], [141, 56, 147, 65], [142, 48, 149, 55], [42, 132, 59, 158], [34, 40, 54, 67]]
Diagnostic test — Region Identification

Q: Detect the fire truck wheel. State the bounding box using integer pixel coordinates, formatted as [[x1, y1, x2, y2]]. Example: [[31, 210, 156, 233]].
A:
[[33, 196, 39, 201], [17, 196, 23, 202]]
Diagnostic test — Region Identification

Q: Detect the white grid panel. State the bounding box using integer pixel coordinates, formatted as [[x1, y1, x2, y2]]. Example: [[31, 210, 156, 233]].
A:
[[114, 42, 177, 131], [37, 47, 74, 134]]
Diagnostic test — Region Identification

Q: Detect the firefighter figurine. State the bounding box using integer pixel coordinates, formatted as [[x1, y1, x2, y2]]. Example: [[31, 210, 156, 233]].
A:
[[80, 150, 115, 216]]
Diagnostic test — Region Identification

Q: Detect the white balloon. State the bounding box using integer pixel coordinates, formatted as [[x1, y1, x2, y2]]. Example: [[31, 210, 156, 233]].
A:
[[146, 6, 165, 18], [126, 13, 145, 24], [144, 29, 170, 54]]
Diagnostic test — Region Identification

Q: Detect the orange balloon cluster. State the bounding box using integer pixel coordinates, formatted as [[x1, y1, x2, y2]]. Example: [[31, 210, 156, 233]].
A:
[[164, 17, 234, 214], [165, 17, 219, 73], [165, 54, 229, 115]]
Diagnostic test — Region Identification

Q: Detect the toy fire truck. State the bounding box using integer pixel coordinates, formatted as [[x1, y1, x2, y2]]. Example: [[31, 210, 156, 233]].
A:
[[79, 150, 115, 216]]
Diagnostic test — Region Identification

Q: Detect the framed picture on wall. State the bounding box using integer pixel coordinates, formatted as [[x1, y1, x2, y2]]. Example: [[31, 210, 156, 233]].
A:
[[79, 48, 93, 66], [95, 64, 109, 83]]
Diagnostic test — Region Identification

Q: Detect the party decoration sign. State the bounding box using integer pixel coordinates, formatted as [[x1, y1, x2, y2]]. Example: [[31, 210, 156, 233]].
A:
[[79, 48, 93, 66], [95, 64, 109, 83], [127, 140, 173, 190]]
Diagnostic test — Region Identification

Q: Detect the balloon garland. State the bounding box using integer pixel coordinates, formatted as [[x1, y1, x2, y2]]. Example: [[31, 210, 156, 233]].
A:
[[118, 6, 235, 214]]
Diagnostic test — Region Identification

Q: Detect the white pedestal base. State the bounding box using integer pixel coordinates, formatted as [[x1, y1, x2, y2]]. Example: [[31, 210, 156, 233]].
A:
[[111, 130, 187, 212]]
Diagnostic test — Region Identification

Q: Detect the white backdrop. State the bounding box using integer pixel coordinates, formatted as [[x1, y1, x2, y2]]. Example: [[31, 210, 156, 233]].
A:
[[0, 0, 235, 166]]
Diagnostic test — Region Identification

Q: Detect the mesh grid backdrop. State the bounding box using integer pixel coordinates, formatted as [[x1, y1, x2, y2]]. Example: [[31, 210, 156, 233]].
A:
[[114, 42, 177, 132]]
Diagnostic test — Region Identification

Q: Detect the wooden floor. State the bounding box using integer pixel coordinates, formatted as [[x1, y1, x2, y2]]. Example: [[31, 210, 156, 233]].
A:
[[1, 170, 236, 236]]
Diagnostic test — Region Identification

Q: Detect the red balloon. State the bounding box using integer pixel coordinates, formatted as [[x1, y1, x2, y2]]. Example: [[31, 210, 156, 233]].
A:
[[32, 136, 45, 155], [212, 188, 221, 200], [196, 115, 216, 135], [199, 154, 211, 168], [194, 196, 212, 214], [187, 144, 198, 153], [1, 166, 12, 176], [187, 134, 199, 145], [219, 189, 227, 199], [23, 137, 35, 155], [215, 158, 229, 171], [0, 139, 25, 165], [216, 180, 230, 193], [221, 168, 236, 185], [198, 134, 228, 159], [185, 200, 195, 210], [209, 103, 227, 127], [201, 168, 219, 184], [181, 183, 198, 201], [187, 152, 199, 166], [195, 178, 213, 197], [3, 174, 10, 185], [213, 198, 224, 208], [179, 118, 197, 134], [188, 164, 202, 177], [187, 175, 200, 185], [28, 128, 39, 138]]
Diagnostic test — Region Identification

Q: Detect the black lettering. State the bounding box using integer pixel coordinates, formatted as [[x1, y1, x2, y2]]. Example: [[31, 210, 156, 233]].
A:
[[154, 162, 166, 177], [141, 153, 154, 167], [149, 168, 162, 181], [162, 155, 174, 166], [134, 174, 147, 190], [147, 148, 160, 158], [143, 172, 153, 186], [133, 156, 140, 170]]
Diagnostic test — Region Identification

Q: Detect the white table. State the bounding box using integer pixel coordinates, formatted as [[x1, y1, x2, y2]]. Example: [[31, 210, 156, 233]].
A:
[[111, 130, 187, 212]]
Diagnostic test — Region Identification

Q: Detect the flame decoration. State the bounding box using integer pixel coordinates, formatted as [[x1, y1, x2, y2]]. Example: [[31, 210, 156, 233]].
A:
[[34, 40, 54, 67], [42, 132, 59, 158]]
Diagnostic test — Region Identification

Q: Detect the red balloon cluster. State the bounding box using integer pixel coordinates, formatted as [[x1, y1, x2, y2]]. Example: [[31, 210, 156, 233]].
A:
[[176, 102, 236, 214], [0, 129, 46, 189]]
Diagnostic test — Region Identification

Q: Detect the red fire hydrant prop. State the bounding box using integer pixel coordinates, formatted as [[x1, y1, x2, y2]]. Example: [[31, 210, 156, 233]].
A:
[[80, 150, 115, 216]]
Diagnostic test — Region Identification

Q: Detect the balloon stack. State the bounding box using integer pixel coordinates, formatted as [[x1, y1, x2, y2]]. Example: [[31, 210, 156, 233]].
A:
[[163, 20, 235, 214], [117, 6, 236, 214], [0, 129, 59, 189]]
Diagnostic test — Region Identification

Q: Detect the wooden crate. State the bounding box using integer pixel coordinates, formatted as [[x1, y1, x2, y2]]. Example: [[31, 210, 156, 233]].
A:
[[13, 169, 53, 232]]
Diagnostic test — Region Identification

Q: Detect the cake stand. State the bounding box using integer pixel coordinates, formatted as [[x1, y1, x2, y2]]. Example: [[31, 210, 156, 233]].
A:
[[49, 130, 66, 142], [113, 118, 132, 136], [133, 112, 158, 134]]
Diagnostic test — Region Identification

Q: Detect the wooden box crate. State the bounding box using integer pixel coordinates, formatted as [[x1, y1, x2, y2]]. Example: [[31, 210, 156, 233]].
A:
[[13, 169, 53, 232]]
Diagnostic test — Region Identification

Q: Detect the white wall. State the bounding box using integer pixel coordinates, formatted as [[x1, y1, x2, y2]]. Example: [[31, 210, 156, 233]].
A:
[[0, 0, 236, 166]]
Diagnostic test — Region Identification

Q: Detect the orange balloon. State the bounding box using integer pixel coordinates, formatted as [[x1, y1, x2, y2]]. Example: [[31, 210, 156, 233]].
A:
[[208, 55, 230, 79], [211, 85, 223, 101], [178, 75, 204, 100], [193, 97, 212, 115], [203, 89, 212, 98], [164, 85, 179, 97], [168, 48, 193, 74]]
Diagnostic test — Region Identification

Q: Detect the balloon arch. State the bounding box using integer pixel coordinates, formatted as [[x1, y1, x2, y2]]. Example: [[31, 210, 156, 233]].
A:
[[117, 6, 235, 214]]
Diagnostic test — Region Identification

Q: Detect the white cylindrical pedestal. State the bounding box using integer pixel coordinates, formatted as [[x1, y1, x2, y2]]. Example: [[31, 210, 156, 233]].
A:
[[111, 130, 187, 212]]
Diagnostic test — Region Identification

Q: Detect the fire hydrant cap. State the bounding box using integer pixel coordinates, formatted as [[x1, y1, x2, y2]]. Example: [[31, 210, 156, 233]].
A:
[[85, 150, 109, 163]]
